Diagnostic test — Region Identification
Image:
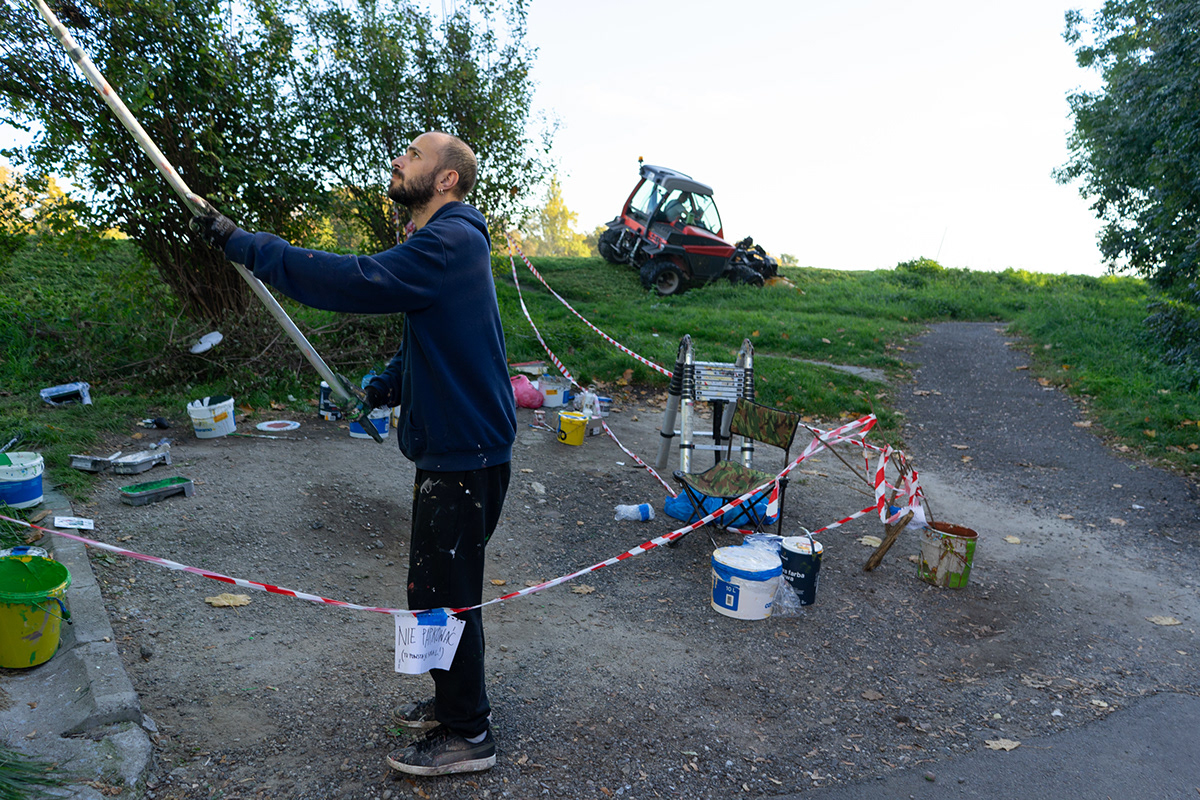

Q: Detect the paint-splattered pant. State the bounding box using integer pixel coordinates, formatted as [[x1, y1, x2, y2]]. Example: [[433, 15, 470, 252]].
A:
[[408, 463, 511, 738]]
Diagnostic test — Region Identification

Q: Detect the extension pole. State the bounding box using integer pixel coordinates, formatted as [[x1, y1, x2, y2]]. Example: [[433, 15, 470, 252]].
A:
[[31, 0, 380, 443]]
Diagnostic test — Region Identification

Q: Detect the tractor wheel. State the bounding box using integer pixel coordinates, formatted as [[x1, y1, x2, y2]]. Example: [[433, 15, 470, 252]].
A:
[[645, 261, 688, 296], [598, 228, 623, 264]]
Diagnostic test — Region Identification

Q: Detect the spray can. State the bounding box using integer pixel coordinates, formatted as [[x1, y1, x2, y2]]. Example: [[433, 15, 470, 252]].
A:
[[319, 381, 341, 421]]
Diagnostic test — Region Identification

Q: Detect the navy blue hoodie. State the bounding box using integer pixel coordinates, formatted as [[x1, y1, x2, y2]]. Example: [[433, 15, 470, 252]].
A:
[[224, 202, 516, 472]]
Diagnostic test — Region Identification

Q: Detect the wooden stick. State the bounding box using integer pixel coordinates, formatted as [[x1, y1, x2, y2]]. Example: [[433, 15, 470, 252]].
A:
[[864, 509, 914, 572]]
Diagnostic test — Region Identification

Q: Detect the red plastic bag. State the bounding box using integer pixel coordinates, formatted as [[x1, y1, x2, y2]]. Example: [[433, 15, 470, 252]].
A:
[[511, 375, 543, 409]]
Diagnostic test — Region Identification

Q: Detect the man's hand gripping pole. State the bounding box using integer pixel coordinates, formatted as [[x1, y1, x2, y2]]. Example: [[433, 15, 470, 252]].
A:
[[31, 0, 383, 443]]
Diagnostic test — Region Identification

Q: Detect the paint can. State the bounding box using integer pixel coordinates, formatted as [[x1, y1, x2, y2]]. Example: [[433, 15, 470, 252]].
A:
[[597, 396, 612, 417], [187, 395, 236, 439], [917, 521, 977, 588], [710, 545, 781, 620], [780, 535, 823, 606], [0, 452, 44, 509], [349, 407, 390, 439], [0, 554, 71, 668], [539, 376, 570, 408], [318, 381, 341, 420], [556, 411, 587, 446]]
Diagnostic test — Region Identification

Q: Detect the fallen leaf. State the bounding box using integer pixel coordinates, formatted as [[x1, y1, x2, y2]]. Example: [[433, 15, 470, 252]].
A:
[[907, 554, 920, 563], [912, 390, 931, 396], [524, 580, 543, 587], [1146, 615, 1182, 626], [270, 400, 286, 410], [951, 444, 969, 450], [1037, 378, 1051, 387], [1058, 514, 1074, 520], [861, 690, 884, 701], [519, 468, 533, 473], [961, 455, 973, 463], [985, 739, 1021, 751], [1015, 365, 1029, 370], [1091, 699, 1109, 708], [517, 754, 529, 765], [857, 535, 883, 547], [1073, 421, 1092, 428], [27, 701, 36, 709], [1109, 518, 1126, 526], [1004, 535, 1021, 544], [821, 337, 831, 344], [29, 510, 52, 524], [490, 579, 507, 586], [1144, 429, 1157, 438], [571, 584, 596, 595], [205, 593, 251, 608]]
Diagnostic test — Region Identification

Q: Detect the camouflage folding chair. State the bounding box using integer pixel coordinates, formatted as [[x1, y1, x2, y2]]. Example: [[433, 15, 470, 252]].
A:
[[671, 398, 800, 540]]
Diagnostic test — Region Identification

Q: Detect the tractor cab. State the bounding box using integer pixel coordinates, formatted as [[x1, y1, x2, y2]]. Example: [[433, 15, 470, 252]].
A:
[[598, 160, 774, 295]]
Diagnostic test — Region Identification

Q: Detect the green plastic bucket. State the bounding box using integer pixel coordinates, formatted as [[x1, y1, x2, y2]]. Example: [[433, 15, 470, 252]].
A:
[[0, 555, 72, 668], [917, 522, 977, 589]]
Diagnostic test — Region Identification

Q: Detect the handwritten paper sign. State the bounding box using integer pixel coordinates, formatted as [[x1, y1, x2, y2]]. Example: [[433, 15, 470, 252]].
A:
[[394, 609, 465, 674]]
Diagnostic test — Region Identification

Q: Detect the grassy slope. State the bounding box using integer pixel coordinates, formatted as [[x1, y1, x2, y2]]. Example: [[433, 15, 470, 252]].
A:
[[1, 238, 1196, 502]]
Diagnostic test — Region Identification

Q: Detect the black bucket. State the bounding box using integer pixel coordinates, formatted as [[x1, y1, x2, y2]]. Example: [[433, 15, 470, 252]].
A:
[[780, 535, 823, 606]]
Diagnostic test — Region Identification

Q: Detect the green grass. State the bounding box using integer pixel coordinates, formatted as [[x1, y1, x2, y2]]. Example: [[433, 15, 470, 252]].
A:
[[2, 235, 1197, 504]]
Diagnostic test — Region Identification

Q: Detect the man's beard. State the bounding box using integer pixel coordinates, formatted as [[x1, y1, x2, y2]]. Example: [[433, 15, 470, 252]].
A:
[[388, 169, 438, 209]]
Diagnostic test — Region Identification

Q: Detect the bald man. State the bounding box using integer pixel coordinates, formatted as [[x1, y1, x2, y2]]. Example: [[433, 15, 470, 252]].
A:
[[192, 132, 516, 776]]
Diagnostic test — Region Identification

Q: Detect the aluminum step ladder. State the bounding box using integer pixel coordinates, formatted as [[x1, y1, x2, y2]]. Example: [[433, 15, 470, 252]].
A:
[[654, 335, 757, 475]]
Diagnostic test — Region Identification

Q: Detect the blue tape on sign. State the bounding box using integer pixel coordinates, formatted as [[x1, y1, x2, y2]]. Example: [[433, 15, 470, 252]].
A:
[[416, 608, 448, 626]]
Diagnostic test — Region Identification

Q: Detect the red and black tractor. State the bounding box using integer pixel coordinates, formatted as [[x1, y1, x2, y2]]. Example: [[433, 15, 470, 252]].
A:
[[597, 159, 778, 296]]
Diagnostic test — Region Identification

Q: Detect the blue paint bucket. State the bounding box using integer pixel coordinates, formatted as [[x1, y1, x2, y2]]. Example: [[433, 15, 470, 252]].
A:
[[710, 545, 781, 620], [0, 452, 44, 510], [349, 407, 390, 439]]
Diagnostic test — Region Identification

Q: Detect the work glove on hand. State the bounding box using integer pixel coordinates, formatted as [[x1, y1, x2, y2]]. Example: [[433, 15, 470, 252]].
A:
[[332, 375, 382, 424], [189, 199, 238, 249]]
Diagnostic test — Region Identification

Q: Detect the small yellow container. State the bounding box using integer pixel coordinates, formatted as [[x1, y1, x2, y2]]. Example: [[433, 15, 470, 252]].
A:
[[556, 412, 587, 446], [0, 555, 71, 668]]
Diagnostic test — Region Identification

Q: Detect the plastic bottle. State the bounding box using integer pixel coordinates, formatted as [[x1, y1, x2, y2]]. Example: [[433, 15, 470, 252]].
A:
[[614, 503, 655, 522]]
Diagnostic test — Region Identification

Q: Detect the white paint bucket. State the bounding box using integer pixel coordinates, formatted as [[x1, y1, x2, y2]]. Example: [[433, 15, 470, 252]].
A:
[[349, 407, 390, 439], [0, 452, 44, 509], [538, 376, 570, 408], [187, 395, 236, 439], [711, 545, 781, 620]]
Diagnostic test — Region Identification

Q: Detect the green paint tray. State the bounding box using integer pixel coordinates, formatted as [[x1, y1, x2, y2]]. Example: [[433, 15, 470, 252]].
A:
[[119, 476, 194, 506]]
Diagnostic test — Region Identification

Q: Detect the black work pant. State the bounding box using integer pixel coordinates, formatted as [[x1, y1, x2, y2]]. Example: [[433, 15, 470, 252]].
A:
[[407, 463, 510, 738]]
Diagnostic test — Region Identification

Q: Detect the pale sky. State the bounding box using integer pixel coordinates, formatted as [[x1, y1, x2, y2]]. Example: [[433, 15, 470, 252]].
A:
[[526, 0, 1109, 275]]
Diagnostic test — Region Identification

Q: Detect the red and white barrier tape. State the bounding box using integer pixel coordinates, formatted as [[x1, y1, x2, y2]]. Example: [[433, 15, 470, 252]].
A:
[[0, 515, 411, 615], [507, 238, 673, 378], [0, 415, 892, 618]]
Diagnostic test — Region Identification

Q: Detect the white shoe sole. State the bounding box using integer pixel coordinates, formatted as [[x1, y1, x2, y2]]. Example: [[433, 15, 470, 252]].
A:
[[385, 752, 496, 776]]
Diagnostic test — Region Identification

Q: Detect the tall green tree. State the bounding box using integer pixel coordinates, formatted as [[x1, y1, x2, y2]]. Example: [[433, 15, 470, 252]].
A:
[[294, 0, 552, 247], [1058, 1, 1200, 381], [1058, 1, 1200, 292], [0, 0, 327, 319]]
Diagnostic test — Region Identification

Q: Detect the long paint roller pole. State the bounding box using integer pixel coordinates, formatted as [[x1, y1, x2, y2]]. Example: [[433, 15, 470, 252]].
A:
[[31, 0, 383, 444]]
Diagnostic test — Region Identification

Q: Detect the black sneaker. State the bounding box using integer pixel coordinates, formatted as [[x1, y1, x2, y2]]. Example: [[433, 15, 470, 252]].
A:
[[386, 726, 496, 776], [392, 697, 438, 731]]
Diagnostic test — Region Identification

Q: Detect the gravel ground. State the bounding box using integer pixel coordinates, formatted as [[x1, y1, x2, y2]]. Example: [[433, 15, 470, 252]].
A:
[[74, 322, 1199, 799]]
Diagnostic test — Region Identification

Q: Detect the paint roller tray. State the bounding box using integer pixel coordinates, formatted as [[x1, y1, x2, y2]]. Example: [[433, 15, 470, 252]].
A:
[[119, 476, 194, 506]]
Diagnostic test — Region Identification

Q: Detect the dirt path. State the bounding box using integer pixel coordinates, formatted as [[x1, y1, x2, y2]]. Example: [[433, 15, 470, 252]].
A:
[[78, 322, 1199, 800]]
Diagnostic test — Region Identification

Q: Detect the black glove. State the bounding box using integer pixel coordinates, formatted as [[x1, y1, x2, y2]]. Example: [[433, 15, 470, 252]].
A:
[[189, 200, 238, 249], [363, 384, 384, 410], [332, 374, 378, 423]]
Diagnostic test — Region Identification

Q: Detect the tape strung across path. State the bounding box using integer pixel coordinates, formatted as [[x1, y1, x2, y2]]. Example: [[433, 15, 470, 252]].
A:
[[0, 413, 899, 618]]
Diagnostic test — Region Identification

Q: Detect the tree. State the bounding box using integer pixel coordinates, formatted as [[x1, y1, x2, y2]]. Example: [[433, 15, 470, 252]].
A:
[[1057, 1, 1200, 293], [0, 0, 329, 319], [293, 0, 552, 247], [1058, 1, 1200, 383], [514, 175, 590, 257]]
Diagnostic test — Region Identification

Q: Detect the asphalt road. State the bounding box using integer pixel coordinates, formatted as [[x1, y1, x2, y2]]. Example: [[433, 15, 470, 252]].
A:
[[795, 321, 1200, 800]]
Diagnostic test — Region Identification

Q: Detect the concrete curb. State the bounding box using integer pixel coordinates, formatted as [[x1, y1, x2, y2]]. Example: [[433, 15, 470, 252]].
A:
[[1, 480, 152, 798]]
